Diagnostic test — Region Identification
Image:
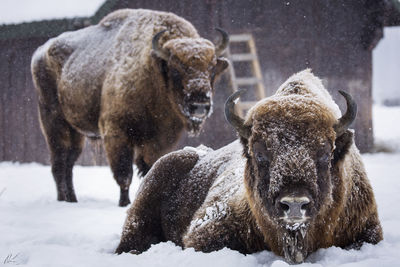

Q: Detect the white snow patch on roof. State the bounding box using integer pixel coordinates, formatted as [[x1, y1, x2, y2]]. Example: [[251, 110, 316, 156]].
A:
[[0, 0, 106, 25]]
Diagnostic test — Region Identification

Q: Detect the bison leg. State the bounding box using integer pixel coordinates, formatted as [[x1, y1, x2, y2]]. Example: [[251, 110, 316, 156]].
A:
[[346, 216, 383, 250], [33, 54, 84, 202], [115, 165, 163, 253], [134, 153, 151, 177], [115, 198, 163, 254], [103, 134, 133, 207], [134, 142, 172, 177], [38, 104, 84, 202], [116, 150, 199, 254]]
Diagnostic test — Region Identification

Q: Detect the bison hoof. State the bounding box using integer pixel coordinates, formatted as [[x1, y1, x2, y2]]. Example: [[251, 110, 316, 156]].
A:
[[66, 192, 78, 202], [57, 195, 66, 201], [119, 198, 131, 207], [66, 196, 78, 203], [119, 189, 131, 207]]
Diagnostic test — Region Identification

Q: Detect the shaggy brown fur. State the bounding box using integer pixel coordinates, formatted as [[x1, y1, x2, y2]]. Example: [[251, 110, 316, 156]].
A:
[[31, 9, 229, 206], [116, 69, 382, 263]]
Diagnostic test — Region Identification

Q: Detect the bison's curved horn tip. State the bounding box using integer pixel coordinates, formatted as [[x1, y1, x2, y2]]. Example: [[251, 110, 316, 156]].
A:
[[335, 90, 357, 136], [225, 89, 251, 139], [214, 27, 229, 56], [152, 30, 169, 60], [231, 89, 246, 102]]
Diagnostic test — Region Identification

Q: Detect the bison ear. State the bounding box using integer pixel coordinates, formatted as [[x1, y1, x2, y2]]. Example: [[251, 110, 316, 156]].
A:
[[240, 136, 250, 158], [333, 130, 354, 164], [215, 57, 229, 74]]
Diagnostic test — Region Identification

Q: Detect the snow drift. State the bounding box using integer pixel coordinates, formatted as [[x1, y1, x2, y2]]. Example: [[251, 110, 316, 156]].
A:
[[1, 105, 400, 266]]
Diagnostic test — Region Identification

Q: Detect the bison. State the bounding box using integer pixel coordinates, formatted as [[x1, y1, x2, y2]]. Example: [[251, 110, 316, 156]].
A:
[[116, 69, 382, 263], [31, 9, 229, 206]]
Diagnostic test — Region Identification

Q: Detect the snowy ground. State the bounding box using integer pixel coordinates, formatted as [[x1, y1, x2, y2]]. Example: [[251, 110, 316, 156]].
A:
[[1, 105, 400, 267], [373, 105, 400, 152]]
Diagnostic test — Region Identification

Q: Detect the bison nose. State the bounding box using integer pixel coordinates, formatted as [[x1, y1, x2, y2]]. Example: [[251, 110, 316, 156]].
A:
[[278, 196, 311, 223], [189, 102, 211, 118]]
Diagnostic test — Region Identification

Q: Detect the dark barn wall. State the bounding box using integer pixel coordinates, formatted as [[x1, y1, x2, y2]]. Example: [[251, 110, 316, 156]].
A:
[[0, 38, 49, 163], [0, 0, 390, 166], [0, 37, 107, 165]]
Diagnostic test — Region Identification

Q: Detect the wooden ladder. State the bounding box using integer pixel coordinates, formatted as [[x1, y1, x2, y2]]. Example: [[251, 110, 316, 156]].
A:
[[227, 33, 265, 116]]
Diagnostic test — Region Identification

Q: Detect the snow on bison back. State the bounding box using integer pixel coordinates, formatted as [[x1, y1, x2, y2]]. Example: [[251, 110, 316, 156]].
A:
[[31, 9, 229, 206], [116, 69, 382, 264]]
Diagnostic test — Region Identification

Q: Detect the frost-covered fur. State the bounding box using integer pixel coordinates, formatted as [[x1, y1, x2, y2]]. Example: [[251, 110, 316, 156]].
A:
[[116, 69, 382, 263], [31, 9, 228, 206]]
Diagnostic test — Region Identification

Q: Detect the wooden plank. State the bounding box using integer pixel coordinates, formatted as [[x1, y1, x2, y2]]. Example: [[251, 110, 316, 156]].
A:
[[248, 37, 266, 99], [5, 45, 18, 161], [230, 53, 256, 61], [226, 47, 239, 92], [13, 40, 26, 162], [237, 101, 259, 109], [227, 33, 266, 117], [23, 41, 41, 162], [235, 77, 260, 85], [229, 34, 252, 42], [0, 41, 7, 161], [236, 101, 259, 117]]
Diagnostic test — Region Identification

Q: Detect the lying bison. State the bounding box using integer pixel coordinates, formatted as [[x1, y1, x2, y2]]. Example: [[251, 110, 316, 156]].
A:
[[116, 69, 382, 263], [31, 9, 229, 206]]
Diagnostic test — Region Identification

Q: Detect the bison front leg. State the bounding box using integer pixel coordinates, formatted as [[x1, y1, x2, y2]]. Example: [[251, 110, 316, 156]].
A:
[[103, 134, 133, 207], [134, 137, 178, 177], [116, 150, 199, 254], [116, 201, 163, 254], [115, 165, 164, 254]]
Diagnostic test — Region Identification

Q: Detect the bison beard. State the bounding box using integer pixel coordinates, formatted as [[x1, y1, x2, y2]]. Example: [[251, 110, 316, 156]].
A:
[[116, 69, 382, 264], [281, 224, 309, 263]]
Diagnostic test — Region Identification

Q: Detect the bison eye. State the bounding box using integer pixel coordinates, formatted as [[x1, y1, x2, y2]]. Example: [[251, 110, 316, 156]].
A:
[[256, 153, 269, 163], [170, 68, 183, 91], [170, 68, 181, 80], [253, 141, 270, 164], [319, 153, 331, 163]]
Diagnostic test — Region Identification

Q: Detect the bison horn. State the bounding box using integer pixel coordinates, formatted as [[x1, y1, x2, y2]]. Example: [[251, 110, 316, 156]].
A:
[[214, 28, 229, 56], [334, 90, 357, 136], [225, 90, 251, 139], [152, 30, 169, 60]]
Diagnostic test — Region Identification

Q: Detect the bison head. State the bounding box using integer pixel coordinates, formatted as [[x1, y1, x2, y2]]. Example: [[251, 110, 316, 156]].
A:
[[152, 29, 229, 135], [225, 88, 357, 263]]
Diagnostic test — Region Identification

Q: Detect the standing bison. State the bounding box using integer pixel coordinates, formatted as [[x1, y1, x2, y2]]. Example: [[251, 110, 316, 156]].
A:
[[116, 69, 382, 263], [31, 9, 229, 206]]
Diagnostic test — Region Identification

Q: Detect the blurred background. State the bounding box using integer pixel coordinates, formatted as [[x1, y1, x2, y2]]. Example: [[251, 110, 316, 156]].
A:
[[0, 0, 399, 165]]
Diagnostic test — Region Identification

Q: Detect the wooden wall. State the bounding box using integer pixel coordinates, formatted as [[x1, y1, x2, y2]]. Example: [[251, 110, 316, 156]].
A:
[[0, 38, 47, 163], [0, 37, 108, 165], [0, 0, 384, 166]]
